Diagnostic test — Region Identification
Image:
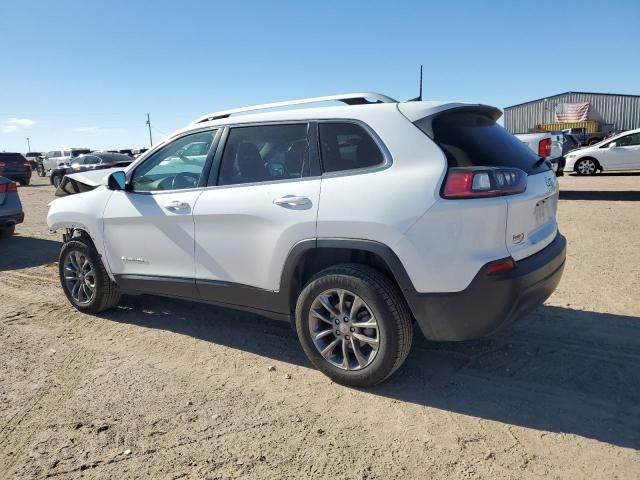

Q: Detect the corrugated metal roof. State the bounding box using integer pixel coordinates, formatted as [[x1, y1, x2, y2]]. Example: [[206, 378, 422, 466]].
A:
[[503, 92, 640, 134], [505, 91, 640, 109]]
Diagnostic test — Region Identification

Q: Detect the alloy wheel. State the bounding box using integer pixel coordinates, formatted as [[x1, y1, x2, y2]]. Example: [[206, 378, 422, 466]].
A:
[[308, 288, 379, 371], [577, 159, 596, 175], [63, 250, 97, 305]]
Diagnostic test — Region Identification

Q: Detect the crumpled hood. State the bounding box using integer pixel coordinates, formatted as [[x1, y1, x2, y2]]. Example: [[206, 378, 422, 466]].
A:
[[64, 167, 122, 187], [55, 167, 126, 197]]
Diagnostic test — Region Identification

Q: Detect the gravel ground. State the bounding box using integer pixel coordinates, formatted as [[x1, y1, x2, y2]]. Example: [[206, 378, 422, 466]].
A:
[[1, 173, 639, 479]]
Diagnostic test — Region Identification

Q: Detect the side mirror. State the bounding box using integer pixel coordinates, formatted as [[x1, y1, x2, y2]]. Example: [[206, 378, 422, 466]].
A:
[[107, 171, 127, 190], [609, 142, 617, 148]]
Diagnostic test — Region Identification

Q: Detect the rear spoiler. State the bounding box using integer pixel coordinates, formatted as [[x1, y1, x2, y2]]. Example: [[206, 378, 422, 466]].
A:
[[399, 103, 502, 138]]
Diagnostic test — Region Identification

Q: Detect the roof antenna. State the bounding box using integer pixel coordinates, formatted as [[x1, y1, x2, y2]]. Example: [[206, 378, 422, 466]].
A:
[[408, 65, 423, 102]]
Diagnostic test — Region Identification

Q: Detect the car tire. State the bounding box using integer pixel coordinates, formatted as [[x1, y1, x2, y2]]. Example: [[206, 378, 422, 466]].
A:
[[0, 225, 15, 239], [58, 236, 121, 313], [295, 264, 413, 387], [52, 175, 62, 188], [19, 179, 30, 186], [575, 158, 598, 176]]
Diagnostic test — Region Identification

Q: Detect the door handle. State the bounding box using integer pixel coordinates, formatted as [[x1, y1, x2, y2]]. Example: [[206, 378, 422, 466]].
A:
[[273, 195, 311, 207], [163, 200, 190, 210]]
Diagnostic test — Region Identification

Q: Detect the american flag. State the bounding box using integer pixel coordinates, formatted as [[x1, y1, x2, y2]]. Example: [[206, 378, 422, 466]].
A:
[[555, 102, 590, 122]]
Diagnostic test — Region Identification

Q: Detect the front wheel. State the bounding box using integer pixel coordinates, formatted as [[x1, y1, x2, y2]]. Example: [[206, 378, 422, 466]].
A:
[[576, 158, 598, 176], [59, 236, 120, 313], [52, 174, 62, 188], [295, 264, 413, 387]]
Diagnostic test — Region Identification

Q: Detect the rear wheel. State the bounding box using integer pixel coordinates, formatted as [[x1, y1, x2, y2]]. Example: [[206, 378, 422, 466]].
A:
[[59, 236, 120, 313], [295, 264, 413, 387], [19, 179, 30, 186], [576, 158, 598, 176], [0, 225, 15, 239]]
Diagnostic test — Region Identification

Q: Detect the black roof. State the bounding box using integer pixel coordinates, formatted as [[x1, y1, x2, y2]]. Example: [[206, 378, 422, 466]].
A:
[[505, 91, 640, 109], [0, 152, 26, 160]]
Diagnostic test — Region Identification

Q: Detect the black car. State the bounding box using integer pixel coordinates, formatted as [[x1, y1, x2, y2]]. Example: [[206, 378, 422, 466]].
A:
[[0, 152, 32, 186], [50, 152, 133, 188]]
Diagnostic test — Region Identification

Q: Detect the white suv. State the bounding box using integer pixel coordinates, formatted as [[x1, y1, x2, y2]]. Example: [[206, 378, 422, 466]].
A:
[[47, 93, 566, 386]]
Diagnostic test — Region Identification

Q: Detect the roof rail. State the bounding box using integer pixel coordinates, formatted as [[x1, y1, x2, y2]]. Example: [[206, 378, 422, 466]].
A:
[[192, 92, 397, 124]]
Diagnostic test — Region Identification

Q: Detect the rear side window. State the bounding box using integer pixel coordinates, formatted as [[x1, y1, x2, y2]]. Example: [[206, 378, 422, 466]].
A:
[[318, 122, 384, 173], [218, 124, 308, 186], [417, 109, 548, 175]]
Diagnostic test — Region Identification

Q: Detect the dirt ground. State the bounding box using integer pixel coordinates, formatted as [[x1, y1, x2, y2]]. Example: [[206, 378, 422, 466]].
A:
[[1, 173, 639, 479]]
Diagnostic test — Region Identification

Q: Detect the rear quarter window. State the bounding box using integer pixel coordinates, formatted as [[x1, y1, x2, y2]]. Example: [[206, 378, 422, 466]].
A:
[[318, 122, 384, 173], [416, 108, 549, 175]]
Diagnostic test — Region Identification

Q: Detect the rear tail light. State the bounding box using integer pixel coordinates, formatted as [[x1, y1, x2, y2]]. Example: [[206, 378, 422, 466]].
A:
[[538, 138, 552, 157], [24, 160, 31, 168], [0, 161, 5, 168], [0, 182, 17, 193], [442, 167, 527, 199]]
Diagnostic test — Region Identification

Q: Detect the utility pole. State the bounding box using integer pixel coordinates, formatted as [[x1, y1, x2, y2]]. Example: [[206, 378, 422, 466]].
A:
[[26, 137, 31, 152], [146, 113, 153, 147]]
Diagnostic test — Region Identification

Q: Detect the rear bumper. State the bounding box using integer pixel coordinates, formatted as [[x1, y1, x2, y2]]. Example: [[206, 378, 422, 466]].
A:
[[0, 211, 24, 227], [405, 233, 566, 341], [0, 169, 31, 182]]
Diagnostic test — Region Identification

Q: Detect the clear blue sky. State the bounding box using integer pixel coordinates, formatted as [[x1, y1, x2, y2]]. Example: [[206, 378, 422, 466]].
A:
[[1, 0, 638, 152]]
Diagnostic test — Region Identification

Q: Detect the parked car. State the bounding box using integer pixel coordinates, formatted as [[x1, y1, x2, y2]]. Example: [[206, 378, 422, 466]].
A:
[[561, 133, 581, 154], [515, 132, 565, 175], [0, 177, 24, 239], [0, 152, 32, 186], [24, 152, 42, 170], [561, 127, 607, 146], [565, 128, 640, 175], [133, 148, 148, 158], [47, 92, 566, 386], [50, 152, 134, 188], [42, 148, 91, 174]]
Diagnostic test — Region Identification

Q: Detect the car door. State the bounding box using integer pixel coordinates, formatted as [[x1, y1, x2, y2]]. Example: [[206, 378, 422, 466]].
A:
[[193, 123, 320, 307], [101, 129, 220, 298], [608, 133, 640, 170]]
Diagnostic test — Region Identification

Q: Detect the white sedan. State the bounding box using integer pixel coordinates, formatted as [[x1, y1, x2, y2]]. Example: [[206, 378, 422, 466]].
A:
[[565, 128, 640, 175]]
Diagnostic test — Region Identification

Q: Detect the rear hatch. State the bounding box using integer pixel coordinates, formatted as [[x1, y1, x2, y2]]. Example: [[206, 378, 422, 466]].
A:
[[0, 153, 29, 176], [413, 106, 559, 262]]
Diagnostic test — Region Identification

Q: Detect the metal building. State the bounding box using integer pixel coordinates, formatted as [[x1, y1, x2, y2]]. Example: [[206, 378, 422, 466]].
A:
[[503, 91, 640, 134]]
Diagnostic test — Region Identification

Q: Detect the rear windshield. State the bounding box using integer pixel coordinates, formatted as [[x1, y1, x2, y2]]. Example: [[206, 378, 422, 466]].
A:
[[416, 108, 549, 175], [71, 149, 90, 157], [0, 153, 26, 163]]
